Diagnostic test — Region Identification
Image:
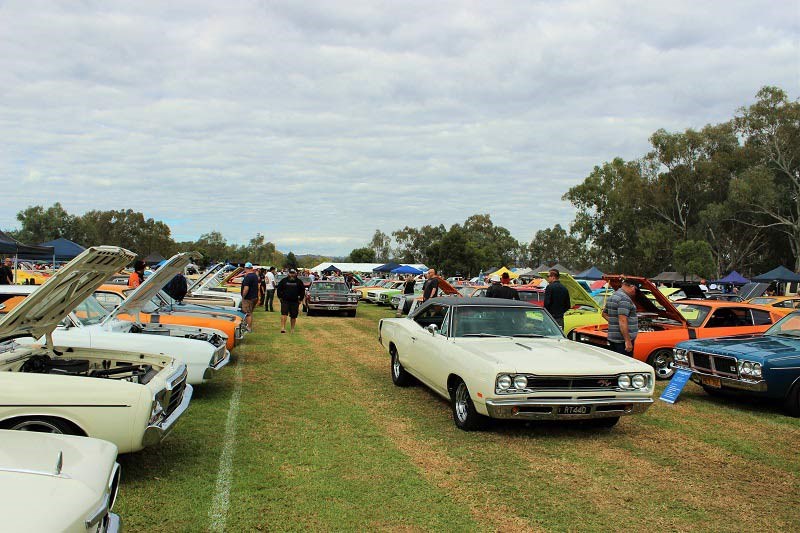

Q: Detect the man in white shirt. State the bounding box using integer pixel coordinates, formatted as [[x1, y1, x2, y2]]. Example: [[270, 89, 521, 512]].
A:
[[264, 266, 277, 311]]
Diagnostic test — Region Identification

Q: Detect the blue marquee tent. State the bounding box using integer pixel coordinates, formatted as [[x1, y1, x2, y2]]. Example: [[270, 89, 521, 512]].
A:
[[38, 237, 86, 262], [714, 270, 749, 285], [391, 265, 424, 275], [373, 262, 401, 273], [575, 266, 604, 280], [752, 265, 800, 283]]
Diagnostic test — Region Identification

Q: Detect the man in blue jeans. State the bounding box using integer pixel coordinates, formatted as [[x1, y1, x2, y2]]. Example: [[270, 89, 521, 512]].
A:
[[603, 278, 638, 356]]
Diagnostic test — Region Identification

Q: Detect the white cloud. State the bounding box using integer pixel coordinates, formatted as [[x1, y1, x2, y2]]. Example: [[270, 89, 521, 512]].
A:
[[0, 0, 797, 256]]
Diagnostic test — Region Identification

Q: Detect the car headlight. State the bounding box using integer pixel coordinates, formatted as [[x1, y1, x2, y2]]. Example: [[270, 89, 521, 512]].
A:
[[497, 374, 512, 390], [752, 363, 762, 377], [513, 375, 528, 389], [631, 374, 646, 389], [674, 349, 687, 363], [741, 361, 753, 375], [618, 375, 631, 388]]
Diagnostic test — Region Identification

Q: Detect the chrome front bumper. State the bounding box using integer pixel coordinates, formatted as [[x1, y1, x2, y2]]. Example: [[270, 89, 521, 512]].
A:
[[203, 350, 231, 379], [683, 367, 768, 392], [484, 397, 653, 420], [106, 512, 121, 533], [141, 384, 193, 447], [307, 302, 358, 310]]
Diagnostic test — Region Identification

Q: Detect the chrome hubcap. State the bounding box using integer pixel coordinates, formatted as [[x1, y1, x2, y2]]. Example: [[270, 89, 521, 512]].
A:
[[10, 420, 63, 433], [455, 384, 469, 422], [654, 352, 674, 378], [392, 356, 400, 378]]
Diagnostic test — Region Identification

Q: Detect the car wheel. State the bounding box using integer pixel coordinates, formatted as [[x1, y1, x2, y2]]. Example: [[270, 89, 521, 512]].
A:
[[6, 417, 76, 434], [307, 308, 315, 316], [585, 416, 620, 428], [783, 381, 800, 417], [647, 349, 675, 380], [390, 347, 413, 387], [302, 303, 308, 312], [450, 379, 487, 431], [347, 310, 356, 317]]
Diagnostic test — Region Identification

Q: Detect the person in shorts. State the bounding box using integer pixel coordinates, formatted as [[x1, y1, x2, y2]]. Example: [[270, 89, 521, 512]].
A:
[[240, 262, 259, 332], [277, 268, 305, 333]]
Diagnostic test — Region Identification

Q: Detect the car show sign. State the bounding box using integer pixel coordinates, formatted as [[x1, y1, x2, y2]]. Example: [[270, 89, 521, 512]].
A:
[[659, 368, 694, 404]]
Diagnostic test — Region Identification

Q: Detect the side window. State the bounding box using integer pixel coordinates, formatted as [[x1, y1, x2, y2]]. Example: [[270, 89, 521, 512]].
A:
[[706, 308, 750, 328], [414, 304, 449, 329], [774, 300, 794, 308], [438, 308, 452, 336], [751, 309, 773, 326], [95, 292, 123, 311]]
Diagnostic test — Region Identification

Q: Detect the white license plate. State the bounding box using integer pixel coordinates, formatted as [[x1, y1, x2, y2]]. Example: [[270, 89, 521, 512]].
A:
[[327, 305, 339, 310]]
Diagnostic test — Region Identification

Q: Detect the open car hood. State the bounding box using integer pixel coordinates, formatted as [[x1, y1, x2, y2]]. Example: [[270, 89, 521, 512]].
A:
[[110, 251, 199, 318], [188, 263, 223, 292], [603, 275, 688, 326], [539, 272, 599, 310], [0, 247, 136, 342]]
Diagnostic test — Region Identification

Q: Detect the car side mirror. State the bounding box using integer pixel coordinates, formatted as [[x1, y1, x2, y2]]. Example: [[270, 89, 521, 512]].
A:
[[426, 324, 438, 335]]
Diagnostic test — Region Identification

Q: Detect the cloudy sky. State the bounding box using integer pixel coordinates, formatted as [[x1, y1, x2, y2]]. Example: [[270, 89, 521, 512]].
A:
[[1, 1, 797, 256]]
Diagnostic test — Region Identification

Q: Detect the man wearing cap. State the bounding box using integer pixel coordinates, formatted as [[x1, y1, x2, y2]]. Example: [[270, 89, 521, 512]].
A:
[[240, 262, 260, 332], [603, 278, 638, 356], [486, 274, 520, 300], [544, 269, 571, 329], [277, 268, 305, 333]]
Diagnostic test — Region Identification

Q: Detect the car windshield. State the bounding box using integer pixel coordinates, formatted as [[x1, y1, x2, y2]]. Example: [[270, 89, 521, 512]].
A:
[[73, 296, 110, 326], [750, 297, 776, 305], [765, 313, 800, 337], [452, 306, 563, 338], [675, 303, 711, 327], [312, 282, 348, 293]]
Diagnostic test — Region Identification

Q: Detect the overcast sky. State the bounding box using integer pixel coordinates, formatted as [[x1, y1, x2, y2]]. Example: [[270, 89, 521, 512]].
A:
[[1, 1, 797, 256]]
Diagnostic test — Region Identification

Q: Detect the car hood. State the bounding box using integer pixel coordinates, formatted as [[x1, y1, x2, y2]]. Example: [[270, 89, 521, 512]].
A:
[[0, 247, 135, 343], [539, 272, 599, 310], [453, 337, 652, 375], [677, 334, 800, 362], [188, 263, 223, 291], [109, 251, 198, 318], [603, 275, 687, 326]]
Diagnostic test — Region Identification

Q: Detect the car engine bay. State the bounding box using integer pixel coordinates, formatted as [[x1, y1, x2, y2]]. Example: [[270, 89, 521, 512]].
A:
[[17, 354, 159, 384]]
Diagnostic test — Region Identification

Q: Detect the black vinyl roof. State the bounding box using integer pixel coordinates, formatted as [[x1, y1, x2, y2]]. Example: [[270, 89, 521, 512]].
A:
[[419, 296, 538, 309]]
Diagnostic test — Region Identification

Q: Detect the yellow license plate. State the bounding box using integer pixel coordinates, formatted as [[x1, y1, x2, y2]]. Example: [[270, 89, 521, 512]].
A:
[[701, 375, 721, 388]]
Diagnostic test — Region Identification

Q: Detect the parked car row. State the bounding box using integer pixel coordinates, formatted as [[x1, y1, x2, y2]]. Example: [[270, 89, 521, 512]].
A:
[[0, 247, 248, 531]]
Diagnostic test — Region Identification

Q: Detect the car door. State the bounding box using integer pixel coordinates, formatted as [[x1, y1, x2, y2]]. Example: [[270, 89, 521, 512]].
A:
[[408, 304, 451, 395], [699, 306, 767, 337]]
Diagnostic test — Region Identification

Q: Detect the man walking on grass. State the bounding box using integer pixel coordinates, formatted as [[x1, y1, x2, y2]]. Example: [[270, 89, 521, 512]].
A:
[[277, 268, 305, 333], [240, 262, 259, 332]]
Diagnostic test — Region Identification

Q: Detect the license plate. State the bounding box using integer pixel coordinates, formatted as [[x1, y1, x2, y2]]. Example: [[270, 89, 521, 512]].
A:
[[327, 305, 339, 310], [701, 375, 721, 389], [558, 405, 590, 415]]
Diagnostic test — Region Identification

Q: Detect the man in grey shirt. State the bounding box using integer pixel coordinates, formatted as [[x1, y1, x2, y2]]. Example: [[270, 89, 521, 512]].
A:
[[603, 278, 638, 356]]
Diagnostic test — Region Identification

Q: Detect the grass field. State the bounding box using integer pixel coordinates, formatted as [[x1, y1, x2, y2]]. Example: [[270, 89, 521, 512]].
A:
[[115, 302, 800, 532]]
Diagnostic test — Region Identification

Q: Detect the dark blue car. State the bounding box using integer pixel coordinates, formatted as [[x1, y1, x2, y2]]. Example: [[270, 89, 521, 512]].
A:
[[673, 311, 800, 416]]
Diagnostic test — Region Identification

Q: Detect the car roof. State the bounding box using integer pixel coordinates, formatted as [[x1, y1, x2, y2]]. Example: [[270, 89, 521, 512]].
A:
[[420, 296, 539, 308]]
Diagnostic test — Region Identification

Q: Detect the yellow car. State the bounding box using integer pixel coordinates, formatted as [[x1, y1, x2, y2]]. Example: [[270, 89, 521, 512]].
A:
[[746, 295, 800, 315], [539, 272, 607, 336]]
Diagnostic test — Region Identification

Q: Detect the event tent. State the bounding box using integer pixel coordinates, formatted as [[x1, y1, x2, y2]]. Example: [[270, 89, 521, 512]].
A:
[[38, 237, 86, 262], [714, 271, 749, 285], [391, 265, 424, 275], [652, 271, 701, 283], [575, 266, 604, 280], [0, 230, 54, 259], [550, 263, 573, 275], [752, 265, 800, 283], [143, 252, 166, 266], [532, 263, 551, 273], [489, 266, 519, 279], [373, 262, 400, 273], [321, 265, 342, 274], [310, 262, 386, 273]]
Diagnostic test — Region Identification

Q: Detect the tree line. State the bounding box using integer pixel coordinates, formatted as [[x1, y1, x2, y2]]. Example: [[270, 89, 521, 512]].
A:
[[6, 204, 327, 268], [351, 86, 799, 278]]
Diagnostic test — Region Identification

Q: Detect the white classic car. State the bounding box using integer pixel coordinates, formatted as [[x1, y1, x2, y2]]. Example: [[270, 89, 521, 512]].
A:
[[0, 246, 192, 453], [1, 286, 228, 385], [379, 297, 655, 430], [186, 263, 242, 309], [0, 430, 121, 532]]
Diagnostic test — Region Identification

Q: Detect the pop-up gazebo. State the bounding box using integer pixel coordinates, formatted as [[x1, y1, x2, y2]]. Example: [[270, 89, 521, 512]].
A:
[[575, 266, 604, 280], [391, 265, 424, 275], [38, 237, 86, 262], [752, 266, 800, 283]]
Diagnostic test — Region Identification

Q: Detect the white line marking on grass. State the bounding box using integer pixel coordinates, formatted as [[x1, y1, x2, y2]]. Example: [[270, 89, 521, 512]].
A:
[[209, 358, 243, 532]]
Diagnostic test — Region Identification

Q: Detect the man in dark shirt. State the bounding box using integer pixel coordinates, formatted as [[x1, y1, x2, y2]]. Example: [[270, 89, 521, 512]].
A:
[[277, 268, 306, 333], [544, 269, 571, 330], [403, 275, 415, 295], [240, 262, 260, 332], [486, 274, 520, 300], [0, 257, 13, 285], [422, 268, 439, 301]]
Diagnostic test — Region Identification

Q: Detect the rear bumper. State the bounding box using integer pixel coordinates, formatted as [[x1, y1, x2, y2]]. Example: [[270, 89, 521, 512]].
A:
[[484, 396, 653, 420]]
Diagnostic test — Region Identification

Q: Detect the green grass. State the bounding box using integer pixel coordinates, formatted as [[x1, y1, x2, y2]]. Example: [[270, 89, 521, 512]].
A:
[[114, 302, 800, 532]]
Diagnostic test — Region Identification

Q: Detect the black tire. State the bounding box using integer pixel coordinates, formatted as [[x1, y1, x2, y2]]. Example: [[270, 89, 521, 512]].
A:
[[390, 347, 413, 387], [450, 379, 488, 431], [347, 310, 356, 317], [5, 417, 77, 434], [302, 303, 308, 312], [306, 308, 315, 316], [585, 416, 620, 428], [783, 381, 800, 417], [647, 349, 675, 380]]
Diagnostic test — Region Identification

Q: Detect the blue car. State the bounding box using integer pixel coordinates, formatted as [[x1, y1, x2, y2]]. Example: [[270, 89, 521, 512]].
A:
[[673, 311, 800, 416]]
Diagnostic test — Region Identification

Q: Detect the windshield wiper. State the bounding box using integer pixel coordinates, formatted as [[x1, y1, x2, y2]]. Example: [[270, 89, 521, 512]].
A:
[[462, 333, 505, 337], [512, 334, 546, 338]]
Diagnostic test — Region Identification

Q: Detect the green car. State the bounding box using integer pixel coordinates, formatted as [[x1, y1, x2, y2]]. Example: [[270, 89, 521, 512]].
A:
[[539, 272, 607, 336]]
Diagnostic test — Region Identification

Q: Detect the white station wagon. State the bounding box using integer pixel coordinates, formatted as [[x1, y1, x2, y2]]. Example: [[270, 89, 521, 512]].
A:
[[0, 246, 192, 453], [379, 297, 654, 430], [0, 430, 121, 532]]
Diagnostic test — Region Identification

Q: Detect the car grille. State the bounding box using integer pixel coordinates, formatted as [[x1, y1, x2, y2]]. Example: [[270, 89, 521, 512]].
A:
[[164, 367, 188, 418], [689, 351, 738, 377], [523, 376, 620, 391]]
